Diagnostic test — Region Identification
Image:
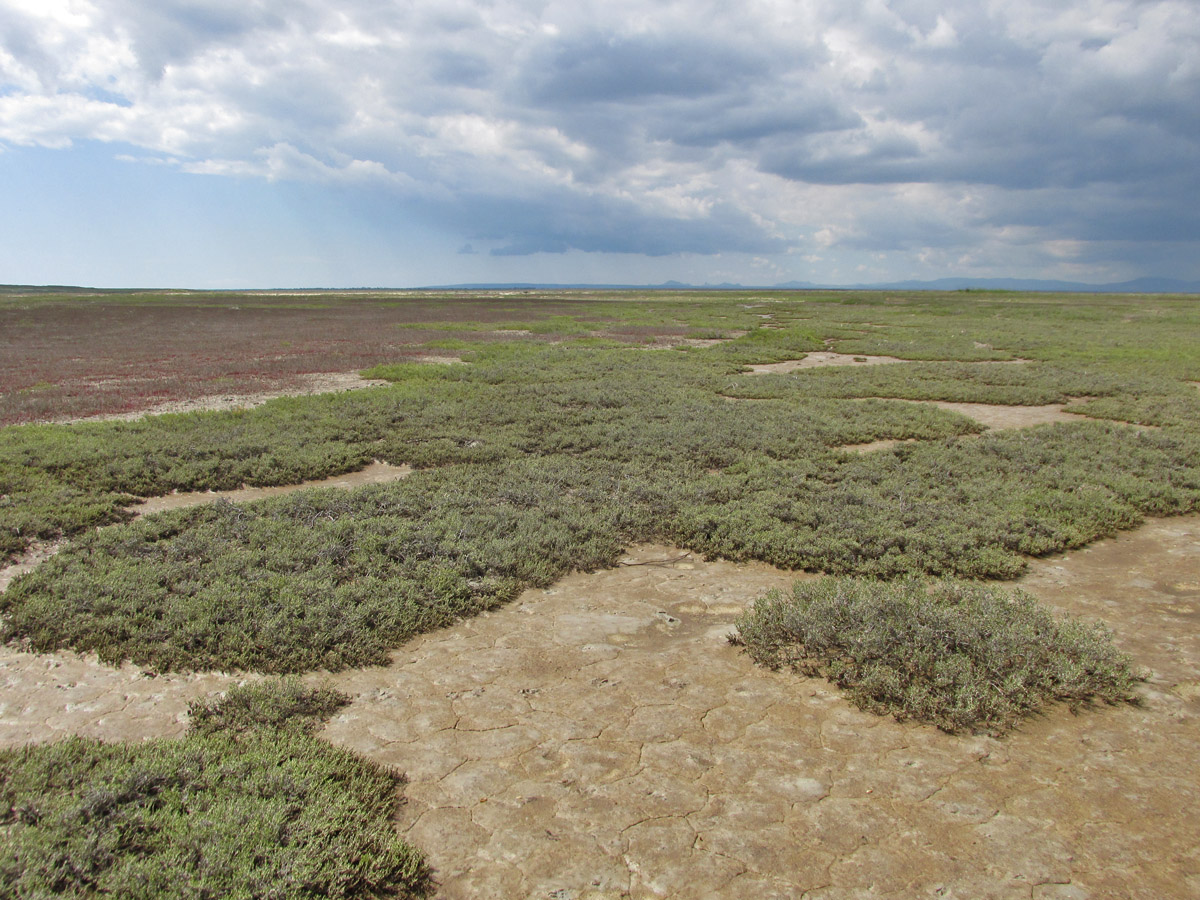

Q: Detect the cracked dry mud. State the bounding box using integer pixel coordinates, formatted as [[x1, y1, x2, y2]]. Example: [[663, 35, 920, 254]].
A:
[[3, 518, 1199, 899]]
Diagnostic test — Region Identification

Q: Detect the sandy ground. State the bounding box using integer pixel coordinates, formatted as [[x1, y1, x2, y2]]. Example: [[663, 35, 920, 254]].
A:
[[130, 460, 413, 515], [928, 400, 1093, 430], [51, 371, 390, 425], [839, 438, 920, 453], [836, 402, 1102, 452], [746, 352, 910, 373], [2, 517, 1198, 899], [745, 352, 1033, 374]]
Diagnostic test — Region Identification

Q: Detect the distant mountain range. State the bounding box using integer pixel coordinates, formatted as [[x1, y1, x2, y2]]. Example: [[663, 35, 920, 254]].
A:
[[418, 276, 1200, 293]]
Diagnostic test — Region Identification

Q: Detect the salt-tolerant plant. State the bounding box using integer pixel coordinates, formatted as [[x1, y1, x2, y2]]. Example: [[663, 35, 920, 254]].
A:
[[733, 577, 1143, 735], [2, 290, 1199, 673], [0, 680, 431, 898]]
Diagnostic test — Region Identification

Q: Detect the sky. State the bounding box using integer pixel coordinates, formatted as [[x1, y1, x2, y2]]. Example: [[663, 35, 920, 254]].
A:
[[0, 0, 1197, 289]]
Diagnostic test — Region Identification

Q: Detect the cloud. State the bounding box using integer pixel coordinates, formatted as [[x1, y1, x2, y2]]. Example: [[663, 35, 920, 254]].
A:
[[519, 31, 768, 105], [0, 0, 1196, 278]]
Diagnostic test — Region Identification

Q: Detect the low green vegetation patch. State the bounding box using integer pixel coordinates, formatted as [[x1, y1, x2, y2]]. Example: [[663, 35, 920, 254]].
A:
[[3, 290, 1199, 675], [188, 677, 350, 737], [6, 421, 1197, 674], [734, 577, 1142, 735], [723, 360, 1132, 405], [2, 459, 649, 673], [0, 679, 430, 899]]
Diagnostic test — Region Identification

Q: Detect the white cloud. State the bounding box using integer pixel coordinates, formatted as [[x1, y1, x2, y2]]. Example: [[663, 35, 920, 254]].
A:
[[0, 0, 1195, 277]]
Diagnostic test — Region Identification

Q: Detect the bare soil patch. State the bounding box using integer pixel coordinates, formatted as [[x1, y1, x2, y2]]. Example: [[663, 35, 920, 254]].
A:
[[745, 354, 1034, 375], [54, 371, 390, 425], [0, 540, 64, 596], [928, 400, 1093, 430], [745, 352, 908, 373], [830, 400, 1150, 451], [130, 460, 413, 515], [838, 438, 919, 454], [3, 518, 1198, 898]]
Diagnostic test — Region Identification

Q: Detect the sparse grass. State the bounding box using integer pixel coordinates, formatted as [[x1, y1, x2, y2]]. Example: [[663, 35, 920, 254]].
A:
[[734, 577, 1143, 735], [0, 679, 430, 899]]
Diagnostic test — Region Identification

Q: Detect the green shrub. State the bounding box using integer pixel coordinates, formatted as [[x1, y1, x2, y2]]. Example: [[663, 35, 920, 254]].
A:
[[0, 680, 430, 899], [188, 678, 349, 737], [734, 577, 1142, 735], [1, 459, 651, 673]]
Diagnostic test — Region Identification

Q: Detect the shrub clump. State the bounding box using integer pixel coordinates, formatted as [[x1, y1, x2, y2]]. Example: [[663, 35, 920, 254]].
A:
[[0, 680, 430, 899], [734, 577, 1142, 735], [187, 677, 350, 737]]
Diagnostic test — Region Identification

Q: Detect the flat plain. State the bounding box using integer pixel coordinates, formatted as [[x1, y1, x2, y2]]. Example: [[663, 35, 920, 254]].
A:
[[2, 287, 1198, 898]]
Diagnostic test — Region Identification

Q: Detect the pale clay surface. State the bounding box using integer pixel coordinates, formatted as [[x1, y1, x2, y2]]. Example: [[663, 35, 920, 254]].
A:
[[746, 352, 910, 373], [131, 460, 414, 516], [2, 519, 1198, 899], [51, 371, 390, 425], [837, 404, 1097, 453]]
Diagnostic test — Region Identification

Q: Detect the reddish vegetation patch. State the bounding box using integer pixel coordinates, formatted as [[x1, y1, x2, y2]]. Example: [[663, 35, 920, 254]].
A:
[[0, 294, 642, 426], [52, 371, 389, 425]]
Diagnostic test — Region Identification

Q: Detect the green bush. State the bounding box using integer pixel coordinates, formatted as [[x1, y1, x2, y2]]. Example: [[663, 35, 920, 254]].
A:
[[734, 577, 1142, 735], [188, 678, 349, 737], [1, 459, 651, 673], [0, 680, 430, 899]]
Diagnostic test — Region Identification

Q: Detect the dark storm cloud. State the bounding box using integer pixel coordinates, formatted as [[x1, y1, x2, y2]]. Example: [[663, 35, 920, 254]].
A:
[[1, 0, 1197, 278], [108, 0, 295, 77], [520, 31, 768, 105], [426, 190, 786, 257]]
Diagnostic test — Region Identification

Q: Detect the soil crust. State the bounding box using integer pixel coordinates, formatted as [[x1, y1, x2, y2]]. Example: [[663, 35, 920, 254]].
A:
[[130, 460, 413, 515]]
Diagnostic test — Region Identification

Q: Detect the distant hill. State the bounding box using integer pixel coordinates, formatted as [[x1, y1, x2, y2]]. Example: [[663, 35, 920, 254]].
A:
[[419, 276, 1200, 294]]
